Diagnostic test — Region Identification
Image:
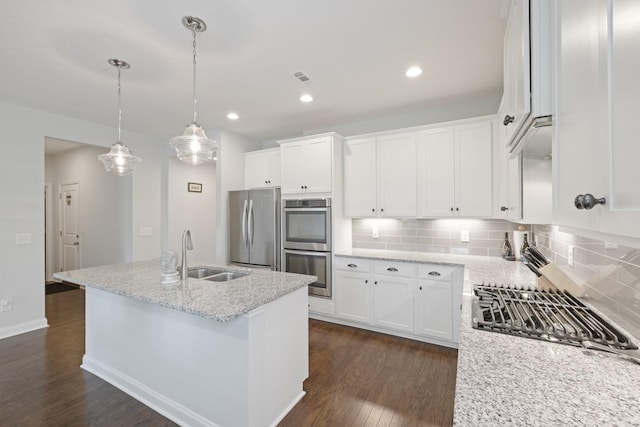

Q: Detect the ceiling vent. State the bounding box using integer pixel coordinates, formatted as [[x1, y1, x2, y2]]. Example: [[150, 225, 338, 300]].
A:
[[290, 70, 314, 86]]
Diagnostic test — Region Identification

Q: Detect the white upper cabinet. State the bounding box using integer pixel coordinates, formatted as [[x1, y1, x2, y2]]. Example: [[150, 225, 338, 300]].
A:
[[418, 121, 493, 217], [280, 135, 333, 195], [343, 132, 417, 217], [554, 0, 640, 238], [245, 148, 280, 189], [502, 0, 531, 146]]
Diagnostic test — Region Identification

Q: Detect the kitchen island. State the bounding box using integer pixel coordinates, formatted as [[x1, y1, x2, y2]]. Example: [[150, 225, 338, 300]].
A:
[[54, 260, 317, 427]]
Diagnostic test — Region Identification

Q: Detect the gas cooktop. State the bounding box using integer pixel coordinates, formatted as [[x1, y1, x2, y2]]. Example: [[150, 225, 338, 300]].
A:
[[472, 284, 637, 351]]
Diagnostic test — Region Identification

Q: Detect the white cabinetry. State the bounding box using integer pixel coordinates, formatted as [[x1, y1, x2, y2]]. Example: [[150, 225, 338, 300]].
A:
[[418, 121, 493, 217], [343, 132, 417, 217], [244, 148, 280, 189], [330, 256, 462, 348], [554, 0, 640, 238], [414, 265, 459, 342], [279, 134, 335, 195]]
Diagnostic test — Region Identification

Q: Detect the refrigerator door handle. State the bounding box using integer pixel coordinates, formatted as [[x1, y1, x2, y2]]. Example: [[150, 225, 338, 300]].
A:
[[242, 199, 248, 248], [248, 199, 254, 248]]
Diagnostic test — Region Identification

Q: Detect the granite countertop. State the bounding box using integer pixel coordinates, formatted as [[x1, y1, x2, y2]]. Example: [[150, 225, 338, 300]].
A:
[[335, 248, 640, 426], [53, 260, 316, 323]]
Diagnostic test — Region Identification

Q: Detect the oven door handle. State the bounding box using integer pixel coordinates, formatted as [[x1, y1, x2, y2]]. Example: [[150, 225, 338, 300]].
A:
[[284, 249, 330, 258]]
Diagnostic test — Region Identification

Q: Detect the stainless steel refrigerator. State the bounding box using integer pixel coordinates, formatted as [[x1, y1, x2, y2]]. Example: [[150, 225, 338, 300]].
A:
[[228, 188, 281, 270]]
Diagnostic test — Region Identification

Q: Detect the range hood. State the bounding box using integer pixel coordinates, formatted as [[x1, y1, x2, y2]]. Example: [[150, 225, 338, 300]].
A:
[[507, 114, 552, 159]]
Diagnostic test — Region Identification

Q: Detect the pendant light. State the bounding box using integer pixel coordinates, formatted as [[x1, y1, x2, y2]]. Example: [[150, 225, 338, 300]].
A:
[[98, 59, 142, 176], [170, 16, 218, 165]]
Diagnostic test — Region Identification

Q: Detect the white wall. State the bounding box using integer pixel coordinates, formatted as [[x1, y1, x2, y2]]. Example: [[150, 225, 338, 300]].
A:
[[215, 130, 263, 264], [48, 144, 130, 271], [0, 100, 163, 339], [168, 157, 217, 265]]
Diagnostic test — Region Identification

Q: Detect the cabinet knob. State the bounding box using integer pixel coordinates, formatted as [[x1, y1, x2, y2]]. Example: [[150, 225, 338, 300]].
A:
[[500, 206, 509, 211], [380, 208, 384, 212], [386, 267, 398, 272], [301, 185, 304, 189], [574, 194, 606, 210], [456, 207, 459, 212], [419, 286, 423, 291], [450, 207, 454, 212], [365, 280, 368, 284], [304, 185, 308, 189], [428, 271, 441, 276], [503, 114, 515, 126], [372, 208, 375, 212], [347, 263, 358, 268]]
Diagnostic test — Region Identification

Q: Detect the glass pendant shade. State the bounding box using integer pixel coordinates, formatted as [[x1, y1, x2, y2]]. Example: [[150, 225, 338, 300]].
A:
[[169, 122, 217, 165], [98, 142, 142, 176], [98, 58, 141, 176]]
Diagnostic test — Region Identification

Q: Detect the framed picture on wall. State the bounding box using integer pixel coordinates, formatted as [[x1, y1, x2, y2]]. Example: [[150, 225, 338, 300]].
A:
[[188, 182, 202, 193]]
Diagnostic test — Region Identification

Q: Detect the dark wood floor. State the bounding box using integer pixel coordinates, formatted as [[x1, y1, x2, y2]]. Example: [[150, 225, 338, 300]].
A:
[[0, 289, 458, 426]]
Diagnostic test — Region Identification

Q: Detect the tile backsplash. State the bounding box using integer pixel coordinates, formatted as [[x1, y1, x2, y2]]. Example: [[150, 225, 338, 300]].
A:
[[533, 225, 640, 341], [352, 218, 527, 257]]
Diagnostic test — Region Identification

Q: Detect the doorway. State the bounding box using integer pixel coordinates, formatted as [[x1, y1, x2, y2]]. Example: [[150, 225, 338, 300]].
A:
[[59, 182, 81, 271]]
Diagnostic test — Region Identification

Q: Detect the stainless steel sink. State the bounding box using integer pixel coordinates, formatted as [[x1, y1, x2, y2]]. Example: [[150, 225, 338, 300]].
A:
[[186, 266, 226, 279], [204, 272, 249, 282]]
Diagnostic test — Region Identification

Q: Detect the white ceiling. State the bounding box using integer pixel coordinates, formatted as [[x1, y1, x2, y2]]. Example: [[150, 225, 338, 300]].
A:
[[2, 0, 507, 142]]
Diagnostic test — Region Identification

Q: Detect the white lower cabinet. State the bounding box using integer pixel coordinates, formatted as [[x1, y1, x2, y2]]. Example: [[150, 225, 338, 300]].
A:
[[329, 257, 462, 347]]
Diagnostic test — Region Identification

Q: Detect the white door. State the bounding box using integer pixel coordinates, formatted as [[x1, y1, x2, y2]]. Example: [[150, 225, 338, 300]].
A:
[[280, 141, 307, 194], [245, 151, 270, 189], [303, 137, 332, 193], [415, 279, 453, 341], [343, 138, 377, 217], [455, 121, 493, 217], [419, 127, 456, 217], [60, 182, 80, 271], [335, 271, 371, 324], [373, 275, 414, 333]]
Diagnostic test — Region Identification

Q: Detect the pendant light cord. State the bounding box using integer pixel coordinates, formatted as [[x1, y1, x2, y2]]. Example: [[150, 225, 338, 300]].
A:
[[117, 65, 122, 143], [192, 28, 197, 124]]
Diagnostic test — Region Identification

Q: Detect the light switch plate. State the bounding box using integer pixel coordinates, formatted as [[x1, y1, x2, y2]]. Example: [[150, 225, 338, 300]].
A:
[[568, 245, 574, 267], [15, 233, 32, 245], [372, 226, 379, 239], [461, 230, 469, 243]]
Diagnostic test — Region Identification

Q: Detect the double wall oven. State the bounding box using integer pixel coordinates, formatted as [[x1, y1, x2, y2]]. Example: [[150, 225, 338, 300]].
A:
[[282, 198, 332, 298]]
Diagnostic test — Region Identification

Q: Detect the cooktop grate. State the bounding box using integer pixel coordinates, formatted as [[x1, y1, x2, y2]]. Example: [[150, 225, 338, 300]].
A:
[[472, 284, 637, 350]]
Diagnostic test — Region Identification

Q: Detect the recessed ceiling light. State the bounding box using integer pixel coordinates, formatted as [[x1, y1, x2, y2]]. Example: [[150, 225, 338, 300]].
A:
[[300, 94, 313, 103], [227, 112, 239, 120], [405, 66, 423, 78]]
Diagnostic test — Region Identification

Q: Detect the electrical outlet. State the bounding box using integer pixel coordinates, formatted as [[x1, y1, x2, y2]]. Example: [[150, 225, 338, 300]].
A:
[[568, 245, 574, 267], [461, 230, 470, 243], [0, 298, 12, 312], [15, 233, 32, 245], [372, 226, 379, 239]]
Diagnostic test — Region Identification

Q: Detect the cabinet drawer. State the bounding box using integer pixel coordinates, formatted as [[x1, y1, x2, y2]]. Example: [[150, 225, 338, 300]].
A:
[[418, 265, 456, 281], [373, 262, 417, 277], [335, 257, 371, 273]]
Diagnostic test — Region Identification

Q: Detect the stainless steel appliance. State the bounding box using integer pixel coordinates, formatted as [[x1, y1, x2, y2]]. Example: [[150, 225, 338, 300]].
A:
[[282, 198, 332, 297], [282, 198, 331, 251], [229, 188, 280, 270], [472, 284, 637, 351]]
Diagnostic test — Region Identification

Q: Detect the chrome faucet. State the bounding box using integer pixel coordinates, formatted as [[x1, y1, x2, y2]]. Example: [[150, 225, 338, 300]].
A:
[[180, 229, 194, 280]]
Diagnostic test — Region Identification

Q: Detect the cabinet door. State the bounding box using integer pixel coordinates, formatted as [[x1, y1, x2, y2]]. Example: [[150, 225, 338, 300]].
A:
[[335, 271, 371, 324], [280, 142, 308, 194], [373, 275, 414, 333], [343, 138, 377, 217], [415, 279, 453, 341], [505, 154, 523, 221], [377, 133, 417, 217], [602, 0, 640, 237], [419, 127, 455, 216], [455, 122, 493, 217], [553, 0, 608, 230], [503, 0, 531, 145], [245, 151, 270, 189], [304, 137, 333, 193], [268, 150, 281, 187]]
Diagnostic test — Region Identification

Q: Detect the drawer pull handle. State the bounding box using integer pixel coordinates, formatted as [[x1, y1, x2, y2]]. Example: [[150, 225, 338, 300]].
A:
[[387, 267, 398, 272], [428, 271, 441, 276], [347, 263, 358, 268]]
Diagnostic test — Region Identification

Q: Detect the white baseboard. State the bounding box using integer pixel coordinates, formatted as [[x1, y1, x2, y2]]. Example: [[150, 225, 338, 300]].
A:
[[269, 391, 306, 427], [0, 317, 48, 340], [81, 356, 219, 427]]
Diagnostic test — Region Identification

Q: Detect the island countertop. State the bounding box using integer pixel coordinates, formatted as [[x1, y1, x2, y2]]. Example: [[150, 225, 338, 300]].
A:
[[53, 260, 316, 322]]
